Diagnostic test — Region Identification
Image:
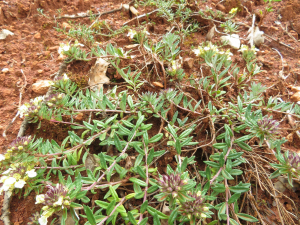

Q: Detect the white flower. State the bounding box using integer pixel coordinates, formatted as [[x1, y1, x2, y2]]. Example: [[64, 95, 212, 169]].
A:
[[127, 29, 137, 39], [31, 96, 44, 106], [3, 177, 16, 191], [2, 168, 13, 175], [238, 44, 248, 52], [38, 216, 48, 225], [62, 73, 69, 81], [193, 48, 200, 56], [0, 154, 5, 161], [142, 28, 150, 36], [26, 169, 37, 178], [53, 196, 64, 207], [204, 46, 210, 51], [0, 176, 8, 183], [14, 179, 26, 188], [18, 103, 30, 118], [73, 40, 84, 47], [36, 194, 45, 204], [58, 43, 70, 58]]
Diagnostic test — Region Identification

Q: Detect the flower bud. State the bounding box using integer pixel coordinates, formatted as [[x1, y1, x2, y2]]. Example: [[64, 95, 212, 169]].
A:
[[18, 146, 23, 150]]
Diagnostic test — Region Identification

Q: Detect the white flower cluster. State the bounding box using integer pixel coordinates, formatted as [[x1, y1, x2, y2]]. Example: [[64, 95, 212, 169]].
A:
[[18, 96, 44, 118], [170, 60, 182, 72], [0, 167, 37, 195], [193, 43, 233, 60], [127, 28, 150, 39], [35, 184, 71, 225], [238, 44, 258, 54], [57, 40, 84, 59], [58, 43, 70, 58]]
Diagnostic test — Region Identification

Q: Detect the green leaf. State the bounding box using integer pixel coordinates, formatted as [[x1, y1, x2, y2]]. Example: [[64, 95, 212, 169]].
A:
[[140, 200, 148, 213], [109, 185, 120, 202], [137, 166, 146, 179], [175, 139, 181, 154], [140, 217, 148, 225], [168, 208, 178, 225], [229, 218, 239, 225], [106, 200, 116, 215], [83, 205, 96, 225], [128, 211, 137, 225], [153, 213, 161, 225], [114, 134, 122, 152], [149, 133, 163, 143], [229, 182, 250, 193], [147, 206, 168, 219], [228, 193, 241, 204], [213, 143, 228, 149], [147, 148, 154, 165], [212, 183, 225, 193], [236, 213, 258, 222], [237, 142, 252, 151], [222, 169, 234, 180], [207, 221, 218, 225], [129, 177, 147, 187]]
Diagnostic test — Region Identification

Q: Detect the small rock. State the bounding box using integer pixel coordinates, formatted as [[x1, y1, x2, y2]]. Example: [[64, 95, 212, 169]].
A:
[[37, 69, 43, 74], [0, 29, 14, 40], [291, 92, 300, 102], [183, 58, 194, 69], [49, 46, 59, 51], [1, 68, 9, 73], [74, 113, 84, 122], [34, 32, 41, 39], [32, 80, 53, 95], [62, 22, 71, 30], [221, 34, 240, 49]]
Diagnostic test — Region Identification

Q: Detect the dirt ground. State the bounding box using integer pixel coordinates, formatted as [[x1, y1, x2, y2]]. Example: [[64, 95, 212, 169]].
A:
[[1, 0, 300, 224]]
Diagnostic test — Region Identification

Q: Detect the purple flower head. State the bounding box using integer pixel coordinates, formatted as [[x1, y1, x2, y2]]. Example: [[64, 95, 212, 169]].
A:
[[44, 184, 70, 208], [284, 152, 300, 175], [9, 136, 31, 151]]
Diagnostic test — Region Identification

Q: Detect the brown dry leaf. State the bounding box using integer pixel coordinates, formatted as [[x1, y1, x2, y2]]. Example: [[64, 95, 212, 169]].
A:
[[206, 24, 215, 41], [84, 153, 100, 172], [88, 58, 110, 92], [153, 82, 164, 88]]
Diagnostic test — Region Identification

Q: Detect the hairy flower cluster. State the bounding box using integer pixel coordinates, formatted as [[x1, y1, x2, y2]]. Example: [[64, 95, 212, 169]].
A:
[[167, 60, 182, 75], [36, 184, 71, 225], [1, 136, 32, 161], [254, 116, 280, 141], [157, 173, 189, 200], [284, 152, 300, 176], [193, 43, 233, 60], [0, 163, 37, 194], [178, 191, 209, 220], [44, 93, 64, 108], [18, 96, 44, 118]]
